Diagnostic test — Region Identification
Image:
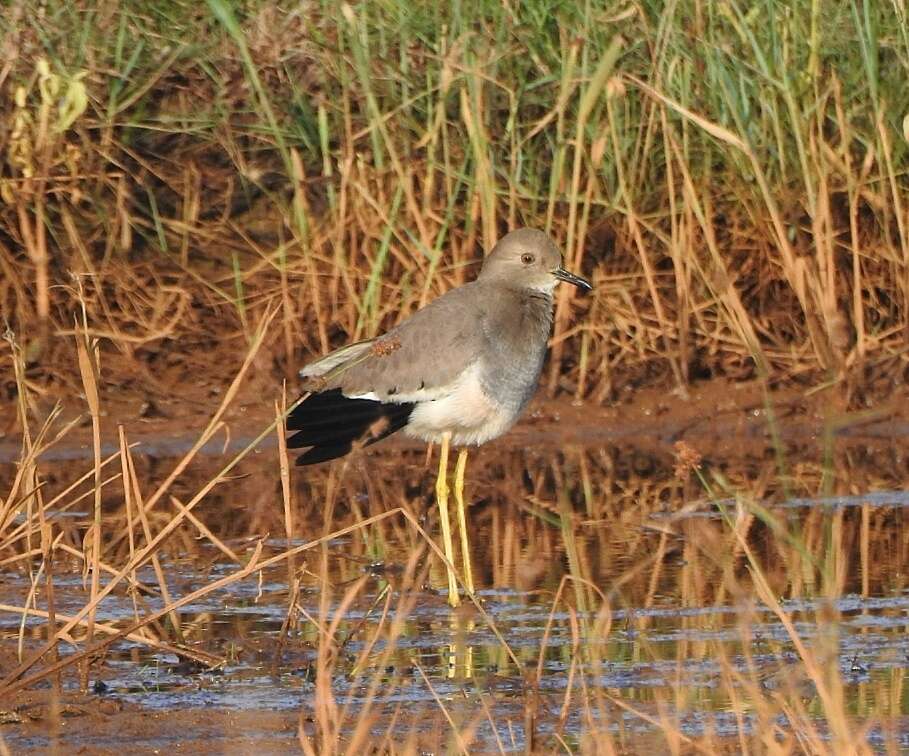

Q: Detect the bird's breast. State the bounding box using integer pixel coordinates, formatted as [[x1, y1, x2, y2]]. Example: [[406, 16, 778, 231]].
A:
[[403, 363, 520, 446], [479, 292, 553, 412]]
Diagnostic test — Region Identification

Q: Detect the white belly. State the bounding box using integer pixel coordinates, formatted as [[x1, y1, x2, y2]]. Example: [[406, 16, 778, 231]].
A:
[[403, 363, 519, 446]]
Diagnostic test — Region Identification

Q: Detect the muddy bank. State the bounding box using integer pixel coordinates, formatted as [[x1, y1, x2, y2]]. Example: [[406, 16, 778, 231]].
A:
[[2, 377, 907, 465], [2, 691, 301, 754]]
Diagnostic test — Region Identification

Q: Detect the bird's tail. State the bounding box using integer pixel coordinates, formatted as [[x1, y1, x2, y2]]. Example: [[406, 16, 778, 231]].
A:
[[286, 388, 413, 465]]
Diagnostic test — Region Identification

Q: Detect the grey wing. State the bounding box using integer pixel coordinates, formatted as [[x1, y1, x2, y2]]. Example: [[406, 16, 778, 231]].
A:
[[320, 284, 486, 402], [299, 340, 375, 381]]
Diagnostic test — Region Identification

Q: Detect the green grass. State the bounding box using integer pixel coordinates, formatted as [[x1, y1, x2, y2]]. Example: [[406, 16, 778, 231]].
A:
[[1, 0, 908, 396]]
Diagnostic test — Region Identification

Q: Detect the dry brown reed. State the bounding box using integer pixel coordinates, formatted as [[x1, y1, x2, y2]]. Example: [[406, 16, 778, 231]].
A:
[[0, 2, 907, 415]]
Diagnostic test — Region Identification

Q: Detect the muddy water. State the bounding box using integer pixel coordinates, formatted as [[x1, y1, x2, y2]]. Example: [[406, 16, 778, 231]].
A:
[[2, 433, 909, 752]]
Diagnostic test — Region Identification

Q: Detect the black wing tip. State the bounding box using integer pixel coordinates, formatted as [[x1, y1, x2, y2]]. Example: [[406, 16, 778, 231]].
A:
[[294, 443, 354, 466], [287, 389, 414, 466]]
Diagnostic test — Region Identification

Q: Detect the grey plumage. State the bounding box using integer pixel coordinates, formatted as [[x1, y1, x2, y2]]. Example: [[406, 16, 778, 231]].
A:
[[288, 228, 591, 465]]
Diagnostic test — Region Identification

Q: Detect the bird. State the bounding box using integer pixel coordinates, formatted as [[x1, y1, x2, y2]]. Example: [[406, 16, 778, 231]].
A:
[[286, 228, 592, 605]]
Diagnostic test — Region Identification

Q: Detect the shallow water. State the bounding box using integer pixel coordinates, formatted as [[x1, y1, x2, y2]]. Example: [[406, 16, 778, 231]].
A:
[[2, 434, 909, 751]]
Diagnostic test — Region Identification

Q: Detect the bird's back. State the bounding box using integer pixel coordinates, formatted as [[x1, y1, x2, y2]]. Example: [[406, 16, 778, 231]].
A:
[[309, 281, 488, 402]]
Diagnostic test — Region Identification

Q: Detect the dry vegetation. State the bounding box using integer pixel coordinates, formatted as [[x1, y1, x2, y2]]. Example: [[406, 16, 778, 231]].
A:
[[0, 0, 907, 407], [2, 0, 909, 753]]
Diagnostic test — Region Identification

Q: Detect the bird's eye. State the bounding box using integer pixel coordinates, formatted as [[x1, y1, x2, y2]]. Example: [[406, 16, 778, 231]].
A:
[[521, 253, 535, 265]]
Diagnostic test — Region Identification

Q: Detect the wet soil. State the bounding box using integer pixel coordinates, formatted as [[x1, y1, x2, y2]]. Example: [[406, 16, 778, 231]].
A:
[[3, 691, 301, 754], [2, 376, 908, 465]]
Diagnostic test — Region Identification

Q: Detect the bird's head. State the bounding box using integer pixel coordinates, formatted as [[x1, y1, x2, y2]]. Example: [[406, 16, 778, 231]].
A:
[[478, 228, 592, 294]]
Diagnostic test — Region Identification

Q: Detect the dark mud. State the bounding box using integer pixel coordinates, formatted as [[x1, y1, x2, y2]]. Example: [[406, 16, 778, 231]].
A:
[[3, 377, 909, 466]]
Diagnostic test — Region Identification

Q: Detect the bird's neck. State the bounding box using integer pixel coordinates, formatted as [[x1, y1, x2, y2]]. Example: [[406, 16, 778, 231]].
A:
[[518, 288, 555, 339], [479, 282, 554, 336]]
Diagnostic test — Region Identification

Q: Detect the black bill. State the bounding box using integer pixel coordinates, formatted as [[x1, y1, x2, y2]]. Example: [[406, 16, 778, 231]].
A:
[[554, 266, 592, 291]]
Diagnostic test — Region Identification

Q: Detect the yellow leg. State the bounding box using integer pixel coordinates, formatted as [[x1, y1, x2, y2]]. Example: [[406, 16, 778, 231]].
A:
[[435, 432, 459, 607], [453, 448, 474, 596]]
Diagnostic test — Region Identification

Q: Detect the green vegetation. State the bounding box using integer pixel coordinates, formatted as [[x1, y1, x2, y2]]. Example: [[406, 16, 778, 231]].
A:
[[1, 0, 907, 398]]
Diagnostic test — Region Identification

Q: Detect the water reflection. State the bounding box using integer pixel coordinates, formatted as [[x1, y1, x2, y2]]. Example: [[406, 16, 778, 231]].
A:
[[2, 434, 908, 750]]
